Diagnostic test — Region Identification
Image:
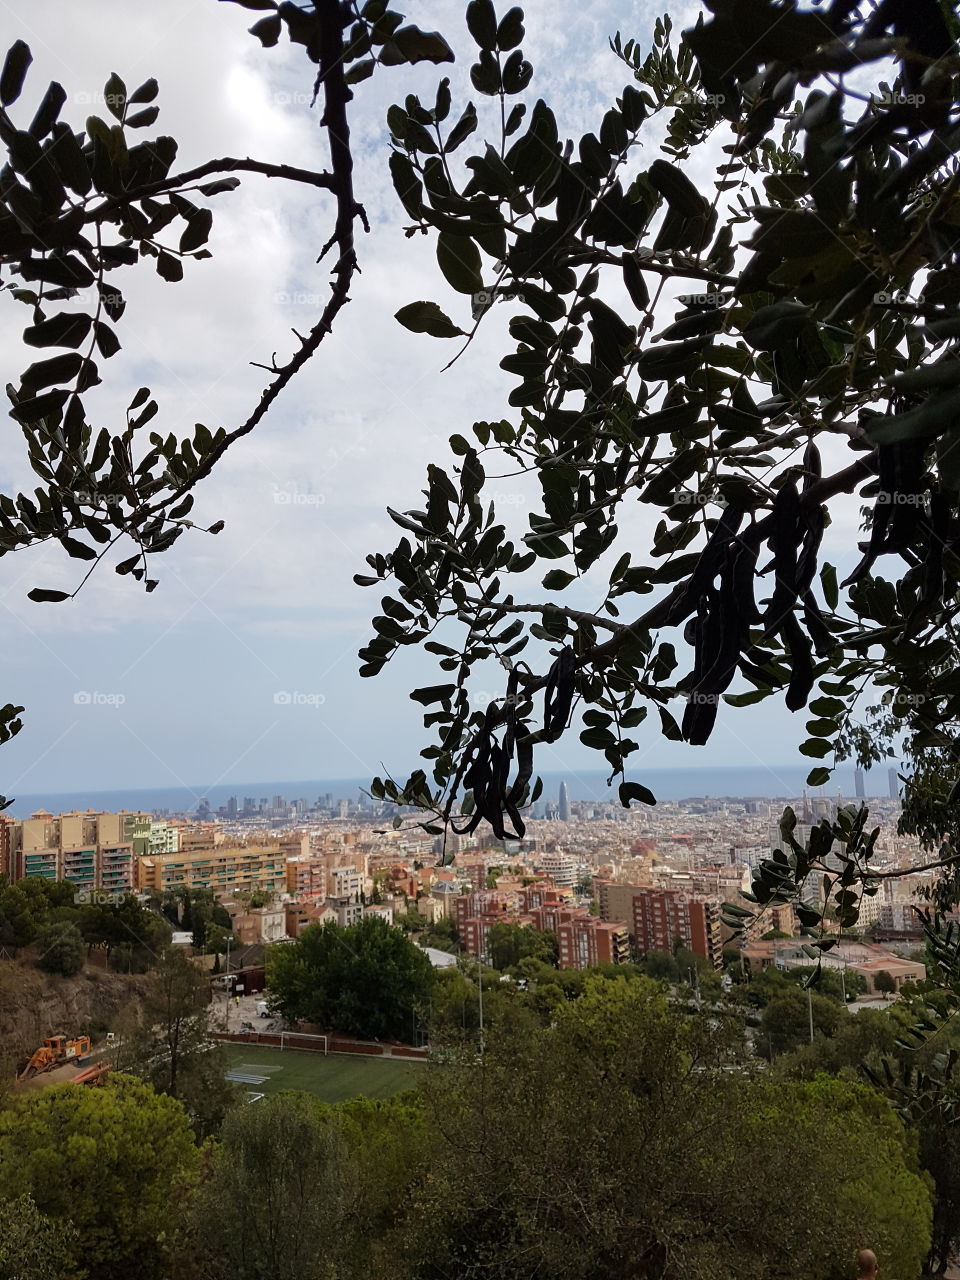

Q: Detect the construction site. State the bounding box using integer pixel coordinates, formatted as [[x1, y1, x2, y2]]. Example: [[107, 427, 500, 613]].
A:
[[14, 1032, 111, 1092]]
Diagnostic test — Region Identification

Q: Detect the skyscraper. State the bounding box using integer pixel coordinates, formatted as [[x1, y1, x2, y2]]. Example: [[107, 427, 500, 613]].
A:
[[854, 767, 865, 800], [888, 767, 899, 801], [558, 781, 570, 822]]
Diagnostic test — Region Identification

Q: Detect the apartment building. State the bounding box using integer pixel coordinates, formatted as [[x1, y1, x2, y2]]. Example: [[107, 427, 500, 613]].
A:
[[557, 916, 630, 970], [325, 893, 364, 928], [285, 900, 337, 937], [597, 883, 723, 968], [285, 854, 327, 900], [455, 890, 519, 936], [456, 882, 629, 971], [876, 903, 924, 937], [225, 902, 287, 945], [176, 822, 224, 852], [0, 814, 18, 879], [538, 851, 576, 887], [430, 881, 460, 919], [365, 903, 395, 927], [136, 844, 286, 896], [329, 865, 364, 900], [148, 821, 181, 855], [460, 911, 534, 958], [16, 810, 149, 896]]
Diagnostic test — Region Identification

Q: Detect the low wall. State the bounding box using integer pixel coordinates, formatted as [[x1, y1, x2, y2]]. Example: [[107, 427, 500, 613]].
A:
[[215, 1030, 429, 1060]]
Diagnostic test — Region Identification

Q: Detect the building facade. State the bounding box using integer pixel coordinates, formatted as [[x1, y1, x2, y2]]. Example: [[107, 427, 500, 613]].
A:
[[136, 844, 286, 896], [597, 882, 723, 968], [14, 810, 149, 897]]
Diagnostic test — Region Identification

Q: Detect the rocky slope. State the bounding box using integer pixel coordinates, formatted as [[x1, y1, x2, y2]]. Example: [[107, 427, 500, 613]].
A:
[[0, 962, 148, 1062]]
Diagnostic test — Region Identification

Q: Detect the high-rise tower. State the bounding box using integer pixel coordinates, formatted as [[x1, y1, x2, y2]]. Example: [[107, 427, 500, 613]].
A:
[[558, 781, 570, 822]]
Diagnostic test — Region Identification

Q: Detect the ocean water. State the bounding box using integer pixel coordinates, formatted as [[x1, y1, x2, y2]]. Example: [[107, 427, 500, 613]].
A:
[[4, 764, 897, 818]]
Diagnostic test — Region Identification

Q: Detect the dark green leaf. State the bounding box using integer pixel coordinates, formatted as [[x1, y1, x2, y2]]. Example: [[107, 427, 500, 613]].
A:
[[437, 232, 483, 295], [395, 300, 466, 338], [27, 587, 70, 602]]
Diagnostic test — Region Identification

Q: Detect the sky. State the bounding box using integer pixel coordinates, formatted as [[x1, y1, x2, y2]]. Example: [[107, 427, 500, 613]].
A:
[[0, 0, 880, 797]]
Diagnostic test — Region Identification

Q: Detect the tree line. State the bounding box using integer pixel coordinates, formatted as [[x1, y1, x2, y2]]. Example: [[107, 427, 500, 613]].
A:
[[0, 973, 943, 1280]]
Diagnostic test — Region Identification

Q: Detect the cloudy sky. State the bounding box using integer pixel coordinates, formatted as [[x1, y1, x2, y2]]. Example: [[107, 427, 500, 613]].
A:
[[0, 0, 875, 798]]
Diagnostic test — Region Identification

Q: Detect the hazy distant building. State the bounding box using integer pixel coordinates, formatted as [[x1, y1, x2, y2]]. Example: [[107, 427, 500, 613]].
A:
[[888, 768, 899, 801], [558, 781, 570, 822], [855, 768, 865, 800]]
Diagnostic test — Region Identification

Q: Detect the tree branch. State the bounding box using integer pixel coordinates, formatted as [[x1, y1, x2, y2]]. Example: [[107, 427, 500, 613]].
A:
[[144, 4, 363, 512], [82, 156, 337, 224]]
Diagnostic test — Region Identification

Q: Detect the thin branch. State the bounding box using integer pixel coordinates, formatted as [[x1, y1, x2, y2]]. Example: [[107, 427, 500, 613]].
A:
[[143, 4, 364, 513], [81, 156, 336, 224]]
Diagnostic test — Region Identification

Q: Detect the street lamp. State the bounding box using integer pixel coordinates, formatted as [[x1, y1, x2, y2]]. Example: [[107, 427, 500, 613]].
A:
[[225, 934, 234, 991]]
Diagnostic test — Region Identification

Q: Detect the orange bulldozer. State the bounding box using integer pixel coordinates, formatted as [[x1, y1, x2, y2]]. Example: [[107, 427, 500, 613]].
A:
[[16, 1033, 92, 1083]]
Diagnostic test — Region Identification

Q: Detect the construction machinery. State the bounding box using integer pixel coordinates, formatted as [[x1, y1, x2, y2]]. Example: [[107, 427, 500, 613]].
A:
[[16, 1034, 92, 1082], [72, 1062, 110, 1087]]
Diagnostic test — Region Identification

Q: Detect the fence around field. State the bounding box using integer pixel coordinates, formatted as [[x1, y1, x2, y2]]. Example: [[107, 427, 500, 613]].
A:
[[215, 1029, 429, 1060]]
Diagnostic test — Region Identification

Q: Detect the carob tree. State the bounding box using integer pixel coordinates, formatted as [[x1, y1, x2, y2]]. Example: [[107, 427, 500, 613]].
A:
[[354, 0, 960, 869]]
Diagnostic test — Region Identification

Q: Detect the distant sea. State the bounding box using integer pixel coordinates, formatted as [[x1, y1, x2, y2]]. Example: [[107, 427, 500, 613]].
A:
[[5, 764, 899, 818]]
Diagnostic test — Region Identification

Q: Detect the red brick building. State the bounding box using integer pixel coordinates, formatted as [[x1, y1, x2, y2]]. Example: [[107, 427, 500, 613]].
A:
[[597, 884, 723, 968], [456, 887, 628, 970], [556, 915, 629, 969]]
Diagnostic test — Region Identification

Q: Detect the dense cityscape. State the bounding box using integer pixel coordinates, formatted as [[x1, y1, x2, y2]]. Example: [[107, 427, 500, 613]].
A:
[[3, 0, 960, 1272], [1, 768, 926, 987]]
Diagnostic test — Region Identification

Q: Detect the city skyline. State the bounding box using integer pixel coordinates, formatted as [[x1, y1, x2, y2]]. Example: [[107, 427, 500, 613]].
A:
[[1, 760, 902, 820]]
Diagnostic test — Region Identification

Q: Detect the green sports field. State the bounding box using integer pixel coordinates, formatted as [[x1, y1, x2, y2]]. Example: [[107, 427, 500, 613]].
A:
[[222, 1044, 425, 1103]]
